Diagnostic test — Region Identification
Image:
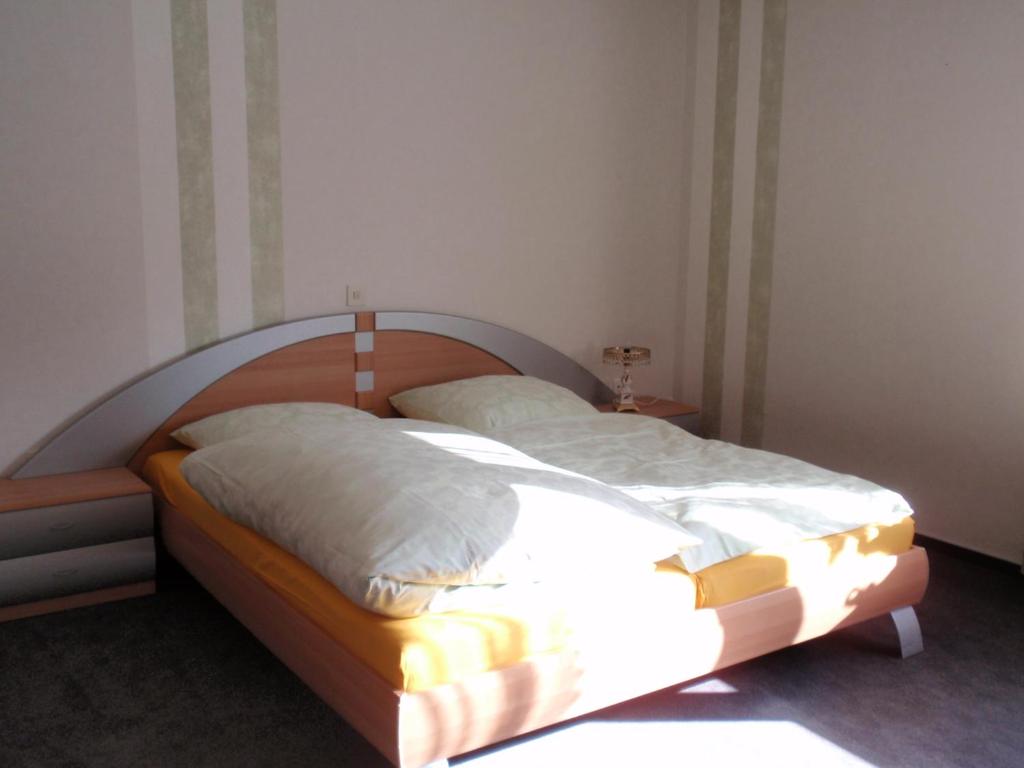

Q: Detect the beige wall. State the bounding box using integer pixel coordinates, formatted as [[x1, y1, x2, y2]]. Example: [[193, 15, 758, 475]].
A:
[[680, 0, 1024, 564], [0, 0, 690, 474], [4, 0, 1019, 565], [0, 0, 151, 474], [277, 0, 688, 391], [769, 0, 1024, 563]]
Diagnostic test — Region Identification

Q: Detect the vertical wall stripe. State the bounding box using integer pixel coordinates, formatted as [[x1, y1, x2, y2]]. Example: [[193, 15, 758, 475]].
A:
[[208, 0, 254, 340], [132, 0, 186, 366], [741, 0, 787, 447], [673, 0, 700, 404], [699, 0, 742, 440], [243, 0, 285, 328], [680, 0, 723, 409], [171, 0, 219, 351], [719, 0, 764, 443]]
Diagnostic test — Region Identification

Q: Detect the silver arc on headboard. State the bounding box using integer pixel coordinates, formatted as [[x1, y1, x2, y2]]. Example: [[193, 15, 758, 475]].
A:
[[375, 312, 612, 404], [13, 315, 357, 479], [13, 312, 612, 479]]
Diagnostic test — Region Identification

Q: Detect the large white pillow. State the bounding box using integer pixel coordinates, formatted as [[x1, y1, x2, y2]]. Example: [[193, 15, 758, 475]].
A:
[[388, 375, 597, 434], [181, 418, 699, 617], [171, 401, 377, 449]]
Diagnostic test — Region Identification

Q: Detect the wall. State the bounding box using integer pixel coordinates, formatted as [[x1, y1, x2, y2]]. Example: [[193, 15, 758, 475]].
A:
[[277, 0, 688, 387], [0, 0, 151, 475], [0, 0, 690, 475], [6, 0, 1017, 565], [679, 0, 1024, 564]]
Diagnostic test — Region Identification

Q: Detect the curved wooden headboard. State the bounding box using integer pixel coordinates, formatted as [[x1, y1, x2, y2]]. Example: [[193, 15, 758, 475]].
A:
[[14, 312, 611, 479], [126, 333, 359, 473]]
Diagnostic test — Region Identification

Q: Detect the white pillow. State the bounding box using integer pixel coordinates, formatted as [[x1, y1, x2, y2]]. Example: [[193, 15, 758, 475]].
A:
[[181, 418, 700, 617], [171, 402, 377, 449], [388, 375, 597, 434]]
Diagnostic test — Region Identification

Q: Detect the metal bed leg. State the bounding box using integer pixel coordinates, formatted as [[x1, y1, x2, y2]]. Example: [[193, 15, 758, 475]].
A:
[[890, 606, 924, 658]]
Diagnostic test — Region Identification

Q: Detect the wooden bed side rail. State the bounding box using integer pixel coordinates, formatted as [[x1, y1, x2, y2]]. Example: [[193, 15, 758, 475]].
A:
[[396, 547, 928, 767], [158, 500, 406, 765], [158, 496, 927, 768]]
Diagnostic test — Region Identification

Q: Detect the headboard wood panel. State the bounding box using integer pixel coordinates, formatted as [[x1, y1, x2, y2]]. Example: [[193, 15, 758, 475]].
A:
[[16, 311, 610, 479], [366, 331, 519, 417], [127, 334, 356, 472]]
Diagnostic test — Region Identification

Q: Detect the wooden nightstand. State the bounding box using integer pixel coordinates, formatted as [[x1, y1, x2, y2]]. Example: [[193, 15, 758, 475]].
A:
[[0, 468, 156, 622], [597, 397, 701, 434]]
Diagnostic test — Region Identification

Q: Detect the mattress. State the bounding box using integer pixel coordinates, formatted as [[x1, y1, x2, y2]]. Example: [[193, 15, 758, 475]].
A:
[[144, 449, 913, 688], [143, 450, 700, 692], [488, 414, 914, 572], [692, 516, 914, 606]]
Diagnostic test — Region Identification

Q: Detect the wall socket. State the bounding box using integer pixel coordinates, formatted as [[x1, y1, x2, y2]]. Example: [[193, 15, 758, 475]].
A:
[[346, 285, 365, 307]]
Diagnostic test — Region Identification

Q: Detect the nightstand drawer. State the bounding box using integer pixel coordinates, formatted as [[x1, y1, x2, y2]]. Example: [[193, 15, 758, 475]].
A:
[[0, 494, 152, 561], [0, 537, 155, 607]]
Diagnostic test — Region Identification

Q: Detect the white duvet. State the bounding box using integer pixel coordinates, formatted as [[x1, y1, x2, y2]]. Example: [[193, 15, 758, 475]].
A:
[[180, 418, 698, 617], [488, 415, 913, 572]]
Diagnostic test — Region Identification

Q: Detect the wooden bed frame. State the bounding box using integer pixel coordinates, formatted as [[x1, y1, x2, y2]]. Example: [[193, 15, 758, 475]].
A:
[[16, 311, 929, 768]]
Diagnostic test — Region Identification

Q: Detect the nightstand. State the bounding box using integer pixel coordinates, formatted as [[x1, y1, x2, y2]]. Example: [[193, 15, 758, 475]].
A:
[[0, 468, 155, 622], [597, 397, 701, 434]]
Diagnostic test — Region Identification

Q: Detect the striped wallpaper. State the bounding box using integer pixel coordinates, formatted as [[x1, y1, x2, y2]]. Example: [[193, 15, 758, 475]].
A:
[[683, 0, 787, 448], [2, 0, 691, 479], [8, 1, 1021, 562], [144, 0, 784, 444], [139, 0, 284, 355], [149, 0, 787, 442]]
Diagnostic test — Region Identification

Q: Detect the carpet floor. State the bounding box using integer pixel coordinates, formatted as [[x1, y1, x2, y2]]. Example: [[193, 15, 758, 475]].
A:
[[0, 548, 1020, 768]]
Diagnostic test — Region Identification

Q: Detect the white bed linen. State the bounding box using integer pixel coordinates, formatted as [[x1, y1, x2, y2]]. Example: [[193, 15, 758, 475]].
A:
[[488, 415, 913, 572], [180, 418, 698, 617]]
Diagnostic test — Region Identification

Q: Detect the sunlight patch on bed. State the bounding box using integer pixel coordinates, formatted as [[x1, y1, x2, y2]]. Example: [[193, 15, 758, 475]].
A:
[[458, 719, 877, 767], [506, 484, 678, 558], [700, 484, 897, 515], [619, 482, 899, 518], [402, 430, 579, 477]]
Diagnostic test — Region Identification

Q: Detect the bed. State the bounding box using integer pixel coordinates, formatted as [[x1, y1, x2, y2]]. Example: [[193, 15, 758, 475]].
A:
[[15, 311, 929, 768]]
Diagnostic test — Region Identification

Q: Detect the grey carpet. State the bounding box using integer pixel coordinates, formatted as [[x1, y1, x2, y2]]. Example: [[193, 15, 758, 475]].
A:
[[0, 548, 1020, 768]]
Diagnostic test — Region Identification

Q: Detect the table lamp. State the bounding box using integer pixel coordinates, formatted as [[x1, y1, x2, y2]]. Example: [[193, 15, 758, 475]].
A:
[[602, 346, 651, 412]]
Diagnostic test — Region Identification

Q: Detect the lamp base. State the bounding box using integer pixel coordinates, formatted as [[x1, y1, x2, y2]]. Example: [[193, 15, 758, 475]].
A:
[[613, 367, 639, 412], [613, 393, 639, 412]]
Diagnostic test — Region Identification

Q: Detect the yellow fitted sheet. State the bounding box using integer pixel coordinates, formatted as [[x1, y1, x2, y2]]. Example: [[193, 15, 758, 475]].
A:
[[144, 450, 912, 689], [693, 516, 915, 607], [144, 450, 700, 692]]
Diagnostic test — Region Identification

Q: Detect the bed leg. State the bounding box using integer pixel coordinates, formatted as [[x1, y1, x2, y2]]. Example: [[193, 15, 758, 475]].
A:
[[890, 606, 923, 658]]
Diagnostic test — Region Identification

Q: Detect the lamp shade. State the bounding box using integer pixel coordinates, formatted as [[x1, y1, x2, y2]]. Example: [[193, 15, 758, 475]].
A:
[[603, 346, 651, 366]]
